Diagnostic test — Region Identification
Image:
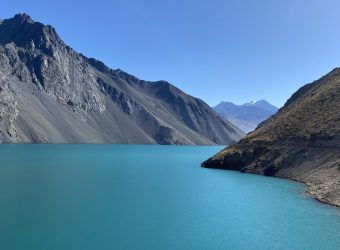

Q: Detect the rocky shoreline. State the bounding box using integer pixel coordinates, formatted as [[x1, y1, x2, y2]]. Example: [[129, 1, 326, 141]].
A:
[[202, 144, 340, 207], [202, 68, 340, 208]]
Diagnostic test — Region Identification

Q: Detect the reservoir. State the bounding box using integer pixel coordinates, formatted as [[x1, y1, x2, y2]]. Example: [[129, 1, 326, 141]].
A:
[[0, 145, 339, 249]]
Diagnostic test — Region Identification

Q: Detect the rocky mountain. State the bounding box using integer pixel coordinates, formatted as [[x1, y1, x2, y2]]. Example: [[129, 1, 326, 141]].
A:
[[213, 100, 278, 133], [0, 13, 244, 144], [203, 68, 340, 206]]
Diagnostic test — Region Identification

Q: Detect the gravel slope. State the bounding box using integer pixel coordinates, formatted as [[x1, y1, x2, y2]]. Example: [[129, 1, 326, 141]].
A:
[[0, 13, 244, 145]]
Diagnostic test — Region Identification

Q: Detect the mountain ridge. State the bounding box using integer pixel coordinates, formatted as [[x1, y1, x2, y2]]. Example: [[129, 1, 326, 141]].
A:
[[203, 68, 340, 206], [213, 100, 278, 133], [0, 13, 244, 144]]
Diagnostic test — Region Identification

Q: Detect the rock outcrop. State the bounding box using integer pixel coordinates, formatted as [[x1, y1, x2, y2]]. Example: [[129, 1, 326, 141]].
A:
[[0, 13, 244, 144], [203, 68, 340, 206]]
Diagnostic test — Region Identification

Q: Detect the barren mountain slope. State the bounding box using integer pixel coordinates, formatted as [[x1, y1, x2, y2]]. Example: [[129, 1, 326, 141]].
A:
[[203, 68, 340, 206], [0, 13, 244, 144]]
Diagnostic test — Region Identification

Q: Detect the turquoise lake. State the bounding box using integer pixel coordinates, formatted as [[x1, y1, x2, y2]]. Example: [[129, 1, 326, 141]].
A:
[[0, 144, 339, 250]]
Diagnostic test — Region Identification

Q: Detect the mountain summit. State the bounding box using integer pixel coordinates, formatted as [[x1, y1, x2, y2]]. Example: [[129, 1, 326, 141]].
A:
[[213, 100, 278, 133], [0, 13, 244, 144], [203, 68, 340, 206]]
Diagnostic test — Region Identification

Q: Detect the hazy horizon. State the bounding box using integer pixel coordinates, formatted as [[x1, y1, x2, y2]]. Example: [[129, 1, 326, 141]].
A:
[[2, 0, 340, 108]]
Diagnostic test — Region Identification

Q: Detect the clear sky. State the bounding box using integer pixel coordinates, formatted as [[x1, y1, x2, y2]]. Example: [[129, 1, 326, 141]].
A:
[[1, 0, 340, 107]]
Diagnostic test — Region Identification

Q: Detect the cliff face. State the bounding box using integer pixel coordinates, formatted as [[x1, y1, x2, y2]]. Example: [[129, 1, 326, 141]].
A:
[[203, 68, 340, 206], [0, 14, 244, 144]]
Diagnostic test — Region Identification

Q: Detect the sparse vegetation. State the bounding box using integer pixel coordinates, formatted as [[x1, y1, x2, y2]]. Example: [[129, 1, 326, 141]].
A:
[[203, 68, 340, 207]]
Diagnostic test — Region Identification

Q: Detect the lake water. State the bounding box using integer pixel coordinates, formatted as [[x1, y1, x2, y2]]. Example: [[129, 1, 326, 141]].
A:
[[0, 145, 339, 250]]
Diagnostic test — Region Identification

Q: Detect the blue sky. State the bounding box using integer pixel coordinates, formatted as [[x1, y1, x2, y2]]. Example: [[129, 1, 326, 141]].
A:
[[1, 0, 340, 107]]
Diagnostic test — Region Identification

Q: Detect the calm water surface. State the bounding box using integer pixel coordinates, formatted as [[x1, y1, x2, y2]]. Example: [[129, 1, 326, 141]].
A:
[[0, 145, 339, 250]]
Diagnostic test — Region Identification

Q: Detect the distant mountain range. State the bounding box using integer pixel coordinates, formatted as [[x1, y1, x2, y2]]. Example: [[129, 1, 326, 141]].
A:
[[0, 13, 244, 144], [213, 100, 278, 133], [203, 68, 340, 206]]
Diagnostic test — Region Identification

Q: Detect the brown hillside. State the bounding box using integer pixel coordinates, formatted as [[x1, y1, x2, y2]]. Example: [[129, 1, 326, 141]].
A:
[[202, 68, 340, 206]]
